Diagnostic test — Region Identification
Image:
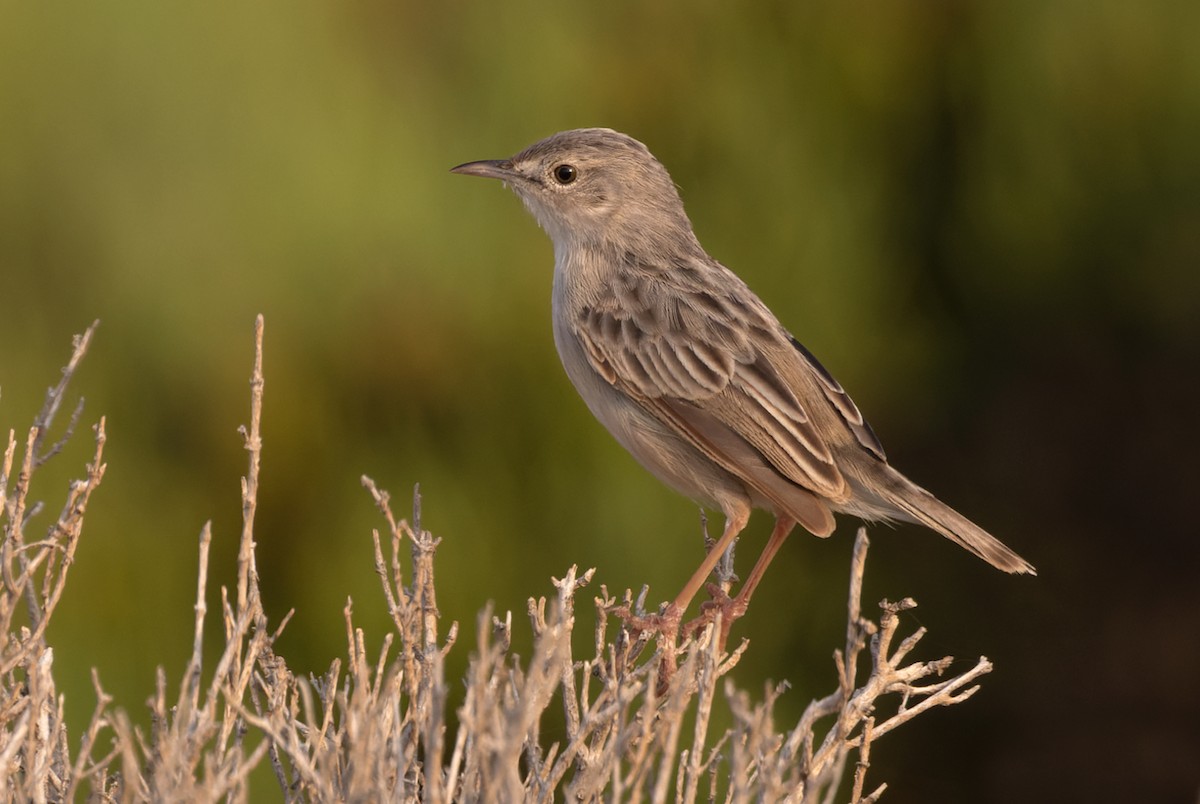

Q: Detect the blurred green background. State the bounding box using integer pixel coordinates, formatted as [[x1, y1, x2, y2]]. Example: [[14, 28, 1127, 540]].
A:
[[2, 1, 1198, 800]]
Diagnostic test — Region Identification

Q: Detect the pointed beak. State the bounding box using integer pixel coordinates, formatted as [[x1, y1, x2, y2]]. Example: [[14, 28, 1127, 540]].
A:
[[450, 159, 517, 180]]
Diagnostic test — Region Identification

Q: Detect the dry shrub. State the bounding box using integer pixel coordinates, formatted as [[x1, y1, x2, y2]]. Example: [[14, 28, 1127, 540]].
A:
[[0, 319, 995, 802]]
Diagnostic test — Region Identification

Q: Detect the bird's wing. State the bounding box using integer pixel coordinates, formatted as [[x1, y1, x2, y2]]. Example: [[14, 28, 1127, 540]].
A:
[[574, 262, 878, 525], [784, 335, 886, 462]]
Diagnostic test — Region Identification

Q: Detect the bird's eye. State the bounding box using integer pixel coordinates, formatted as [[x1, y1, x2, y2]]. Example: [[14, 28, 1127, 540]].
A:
[[553, 164, 577, 185]]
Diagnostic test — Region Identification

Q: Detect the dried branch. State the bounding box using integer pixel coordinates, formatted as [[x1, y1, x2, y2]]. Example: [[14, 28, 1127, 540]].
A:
[[32, 320, 98, 465], [0, 319, 1007, 802]]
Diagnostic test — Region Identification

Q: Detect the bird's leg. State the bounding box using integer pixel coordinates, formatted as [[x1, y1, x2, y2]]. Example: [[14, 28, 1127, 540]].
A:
[[685, 516, 796, 644], [613, 508, 748, 638], [609, 508, 749, 686], [664, 508, 750, 629], [729, 516, 795, 617]]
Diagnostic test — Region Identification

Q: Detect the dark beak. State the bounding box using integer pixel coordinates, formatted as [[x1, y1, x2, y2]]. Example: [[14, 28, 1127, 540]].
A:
[[450, 159, 516, 180]]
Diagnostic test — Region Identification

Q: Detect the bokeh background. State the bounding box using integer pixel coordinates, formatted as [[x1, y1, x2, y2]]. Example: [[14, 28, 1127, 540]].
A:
[[2, 1, 1197, 800]]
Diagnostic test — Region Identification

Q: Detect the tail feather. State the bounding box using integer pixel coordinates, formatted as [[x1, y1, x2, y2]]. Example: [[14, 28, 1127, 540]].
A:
[[878, 469, 1036, 575]]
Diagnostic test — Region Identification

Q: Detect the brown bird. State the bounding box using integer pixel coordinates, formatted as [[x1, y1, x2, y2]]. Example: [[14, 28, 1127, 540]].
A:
[[452, 128, 1034, 634]]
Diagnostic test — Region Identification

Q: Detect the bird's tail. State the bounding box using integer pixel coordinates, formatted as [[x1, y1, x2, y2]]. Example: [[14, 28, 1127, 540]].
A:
[[875, 468, 1036, 575]]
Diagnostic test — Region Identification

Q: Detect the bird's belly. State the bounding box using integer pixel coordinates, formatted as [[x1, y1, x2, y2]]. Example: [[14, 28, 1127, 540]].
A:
[[551, 317, 747, 512]]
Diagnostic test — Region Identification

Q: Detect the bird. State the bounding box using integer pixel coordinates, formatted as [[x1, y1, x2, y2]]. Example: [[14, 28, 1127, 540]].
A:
[[451, 128, 1034, 635]]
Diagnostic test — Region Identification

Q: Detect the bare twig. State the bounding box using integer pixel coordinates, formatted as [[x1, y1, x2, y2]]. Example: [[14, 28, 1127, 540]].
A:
[[32, 320, 99, 465], [0, 322, 1007, 802]]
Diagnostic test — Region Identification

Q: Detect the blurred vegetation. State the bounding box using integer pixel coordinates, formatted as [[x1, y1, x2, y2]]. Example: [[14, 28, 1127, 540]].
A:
[[1, 1, 1196, 801]]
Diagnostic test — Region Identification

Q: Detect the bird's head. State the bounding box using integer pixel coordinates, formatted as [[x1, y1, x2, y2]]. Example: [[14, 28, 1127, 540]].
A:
[[452, 128, 697, 256]]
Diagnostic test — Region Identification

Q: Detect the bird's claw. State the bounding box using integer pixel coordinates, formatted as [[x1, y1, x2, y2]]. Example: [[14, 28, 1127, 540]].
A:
[[609, 603, 683, 690], [682, 584, 748, 644]]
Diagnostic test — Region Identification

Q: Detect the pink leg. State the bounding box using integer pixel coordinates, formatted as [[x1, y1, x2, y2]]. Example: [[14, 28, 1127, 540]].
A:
[[682, 516, 796, 643], [730, 516, 795, 615], [611, 507, 751, 688], [668, 506, 750, 618]]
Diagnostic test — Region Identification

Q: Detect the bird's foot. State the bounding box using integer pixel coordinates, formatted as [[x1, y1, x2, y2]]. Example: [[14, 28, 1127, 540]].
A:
[[609, 601, 681, 639], [609, 602, 683, 690], [682, 583, 749, 647]]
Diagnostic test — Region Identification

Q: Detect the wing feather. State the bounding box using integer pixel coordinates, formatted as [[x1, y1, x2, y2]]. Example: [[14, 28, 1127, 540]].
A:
[[788, 336, 886, 460], [575, 262, 874, 510]]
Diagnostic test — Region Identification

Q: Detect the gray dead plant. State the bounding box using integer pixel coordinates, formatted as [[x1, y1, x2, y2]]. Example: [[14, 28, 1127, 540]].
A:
[[0, 318, 998, 802]]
